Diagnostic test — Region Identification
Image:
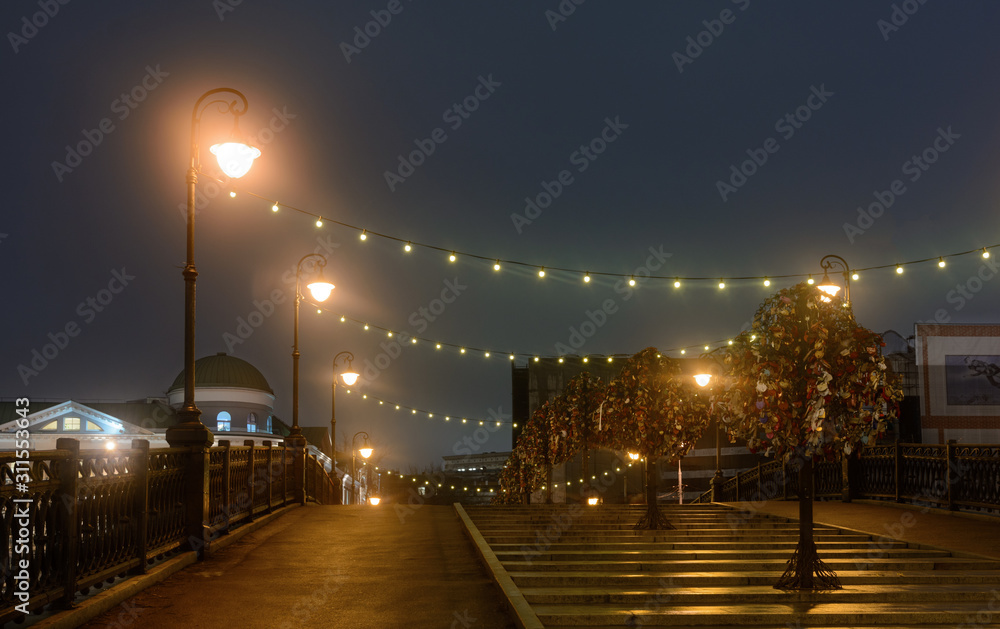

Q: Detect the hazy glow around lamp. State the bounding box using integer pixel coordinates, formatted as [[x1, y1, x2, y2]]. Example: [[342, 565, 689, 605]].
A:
[[340, 370, 359, 386], [210, 141, 261, 178], [817, 271, 841, 303], [307, 277, 335, 302]]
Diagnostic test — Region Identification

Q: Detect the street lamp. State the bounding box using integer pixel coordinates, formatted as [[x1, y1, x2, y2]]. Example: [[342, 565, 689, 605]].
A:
[[818, 254, 851, 304], [351, 431, 373, 504], [167, 88, 260, 447], [694, 351, 727, 497], [284, 254, 336, 448], [329, 351, 359, 470]]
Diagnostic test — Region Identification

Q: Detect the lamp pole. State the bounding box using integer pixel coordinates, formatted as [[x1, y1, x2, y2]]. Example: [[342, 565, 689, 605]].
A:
[[167, 88, 259, 447], [285, 254, 335, 449], [351, 431, 373, 504], [330, 351, 358, 477], [694, 350, 726, 500], [819, 254, 851, 304]]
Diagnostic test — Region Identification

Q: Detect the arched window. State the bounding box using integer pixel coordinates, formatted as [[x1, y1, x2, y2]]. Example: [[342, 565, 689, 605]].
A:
[[266, 415, 273, 433], [247, 412, 257, 433], [217, 411, 231, 432]]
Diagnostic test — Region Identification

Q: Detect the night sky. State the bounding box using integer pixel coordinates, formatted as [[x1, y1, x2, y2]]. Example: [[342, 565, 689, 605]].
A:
[[4, 1, 1000, 470]]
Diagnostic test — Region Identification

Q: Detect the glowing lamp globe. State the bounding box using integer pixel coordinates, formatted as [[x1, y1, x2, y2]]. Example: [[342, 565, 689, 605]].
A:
[[627, 452, 640, 461], [369, 497, 381, 506], [210, 142, 261, 178], [340, 371, 360, 386], [587, 497, 599, 506], [694, 373, 712, 387], [307, 279, 335, 302], [359, 447, 373, 459]]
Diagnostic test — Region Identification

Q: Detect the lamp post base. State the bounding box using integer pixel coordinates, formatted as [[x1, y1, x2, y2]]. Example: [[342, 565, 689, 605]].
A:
[[283, 434, 308, 449], [166, 414, 214, 448]]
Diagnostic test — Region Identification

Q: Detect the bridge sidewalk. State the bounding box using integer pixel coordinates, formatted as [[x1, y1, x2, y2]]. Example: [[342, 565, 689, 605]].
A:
[[723, 499, 1000, 560], [64, 505, 516, 629]]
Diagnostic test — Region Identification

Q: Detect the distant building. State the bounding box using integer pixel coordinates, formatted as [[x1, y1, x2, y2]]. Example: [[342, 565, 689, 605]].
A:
[[0, 353, 328, 456], [915, 323, 1000, 443]]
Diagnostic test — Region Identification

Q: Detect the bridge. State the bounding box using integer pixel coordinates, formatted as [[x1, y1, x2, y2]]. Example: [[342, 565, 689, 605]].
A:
[[5, 439, 1000, 627]]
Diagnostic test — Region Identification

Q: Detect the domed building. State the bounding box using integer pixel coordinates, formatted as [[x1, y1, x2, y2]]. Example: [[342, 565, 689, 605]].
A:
[[0, 353, 299, 451], [167, 352, 276, 435]]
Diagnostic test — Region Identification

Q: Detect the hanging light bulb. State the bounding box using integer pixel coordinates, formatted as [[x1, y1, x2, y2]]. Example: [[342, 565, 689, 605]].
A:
[[984, 248, 991, 259], [896, 265, 904, 274], [628, 276, 636, 287], [271, 203, 279, 212], [449, 252, 457, 262], [404, 242, 412, 252], [360, 230, 368, 241], [718, 280, 726, 289], [210, 140, 260, 178], [584, 272, 591, 283], [316, 219, 323, 227], [494, 260, 501, 271], [538, 268, 545, 278], [673, 278, 681, 288], [807, 275, 814, 285], [763, 277, 770, 287], [938, 257, 946, 268]]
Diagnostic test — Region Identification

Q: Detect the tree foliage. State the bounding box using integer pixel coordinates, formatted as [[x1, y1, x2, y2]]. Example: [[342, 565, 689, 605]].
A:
[[718, 282, 902, 461], [602, 348, 712, 461], [549, 372, 607, 464]]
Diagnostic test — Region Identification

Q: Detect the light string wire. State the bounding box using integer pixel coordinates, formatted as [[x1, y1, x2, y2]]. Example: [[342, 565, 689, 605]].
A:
[[212, 175, 1000, 285]]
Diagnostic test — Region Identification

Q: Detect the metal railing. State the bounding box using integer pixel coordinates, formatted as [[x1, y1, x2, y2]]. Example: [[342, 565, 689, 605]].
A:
[[690, 441, 1000, 514], [1, 437, 338, 623]]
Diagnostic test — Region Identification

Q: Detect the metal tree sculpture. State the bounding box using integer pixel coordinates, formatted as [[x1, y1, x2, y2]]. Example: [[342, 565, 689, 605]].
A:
[[548, 372, 607, 498], [602, 348, 713, 529], [717, 282, 902, 589]]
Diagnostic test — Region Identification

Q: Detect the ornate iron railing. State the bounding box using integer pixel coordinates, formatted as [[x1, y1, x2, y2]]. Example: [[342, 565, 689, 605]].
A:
[[1, 437, 339, 623], [691, 441, 1000, 515]]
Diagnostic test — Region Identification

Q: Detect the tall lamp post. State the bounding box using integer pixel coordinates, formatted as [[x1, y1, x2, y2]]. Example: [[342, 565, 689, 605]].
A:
[[351, 431, 373, 504], [330, 351, 359, 468], [167, 88, 261, 447], [818, 254, 851, 304], [284, 254, 336, 449]]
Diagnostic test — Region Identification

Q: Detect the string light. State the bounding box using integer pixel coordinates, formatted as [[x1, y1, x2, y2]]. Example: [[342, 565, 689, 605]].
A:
[[538, 268, 546, 278], [896, 265, 904, 274], [229, 191, 236, 198], [584, 272, 591, 283], [807, 275, 814, 285], [316, 219, 323, 227], [718, 280, 725, 289], [938, 257, 946, 268], [763, 278, 770, 287], [449, 252, 457, 262], [628, 276, 636, 287], [404, 242, 412, 252], [494, 260, 501, 271], [212, 177, 1000, 288]]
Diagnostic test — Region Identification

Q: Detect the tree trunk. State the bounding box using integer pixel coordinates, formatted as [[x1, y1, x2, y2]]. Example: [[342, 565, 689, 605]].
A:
[[581, 447, 590, 497], [545, 464, 553, 504], [774, 458, 841, 589], [635, 458, 673, 530]]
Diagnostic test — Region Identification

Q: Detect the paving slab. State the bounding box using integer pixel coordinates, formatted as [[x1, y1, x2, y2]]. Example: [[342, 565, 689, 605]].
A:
[[70, 504, 516, 629]]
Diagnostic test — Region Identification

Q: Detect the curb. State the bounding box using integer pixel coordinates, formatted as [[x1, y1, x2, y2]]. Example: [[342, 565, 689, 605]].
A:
[[453, 503, 543, 629]]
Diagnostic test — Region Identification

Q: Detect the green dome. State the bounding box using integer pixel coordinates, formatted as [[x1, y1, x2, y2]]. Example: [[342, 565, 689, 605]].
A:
[[169, 353, 274, 394]]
